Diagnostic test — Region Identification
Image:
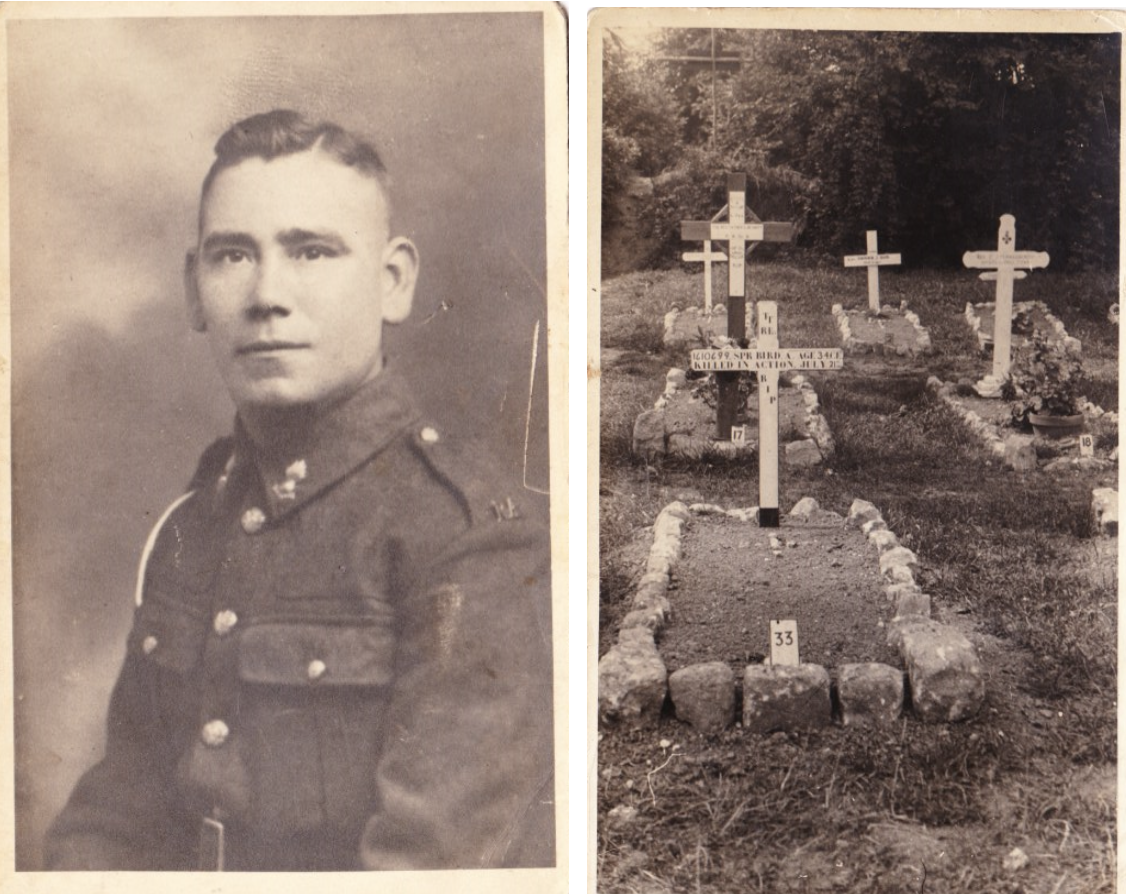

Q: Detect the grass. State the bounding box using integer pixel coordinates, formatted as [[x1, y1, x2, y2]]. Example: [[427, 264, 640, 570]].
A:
[[598, 263, 1117, 894]]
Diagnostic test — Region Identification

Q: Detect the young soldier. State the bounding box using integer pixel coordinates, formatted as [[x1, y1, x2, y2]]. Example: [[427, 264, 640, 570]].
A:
[[45, 110, 555, 871]]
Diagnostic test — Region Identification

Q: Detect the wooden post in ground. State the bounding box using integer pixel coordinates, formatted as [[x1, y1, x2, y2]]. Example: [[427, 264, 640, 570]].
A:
[[681, 174, 794, 438], [689, 301, 843, 527], [843, 230, 901, 314], [962, 214, 1049, 387], [681, 240, 727, 313]]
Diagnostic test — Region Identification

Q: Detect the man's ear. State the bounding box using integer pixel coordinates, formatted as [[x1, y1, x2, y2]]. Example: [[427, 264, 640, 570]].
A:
[[184, 251, 207, 333], [380, 237, 419, 324]]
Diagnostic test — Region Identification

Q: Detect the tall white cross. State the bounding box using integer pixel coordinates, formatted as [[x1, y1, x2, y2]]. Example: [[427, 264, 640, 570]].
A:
[[689, 301, 843, 528], [682, 174, 794, 440], [843, 230, 901, 314], [963, 214, 1049, 380], [681, 240, 727, 313]]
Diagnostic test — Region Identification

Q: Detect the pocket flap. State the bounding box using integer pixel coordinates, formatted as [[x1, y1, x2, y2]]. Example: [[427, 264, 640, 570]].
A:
[[129, 596, 207, 673], [238, 621, 396, 687]]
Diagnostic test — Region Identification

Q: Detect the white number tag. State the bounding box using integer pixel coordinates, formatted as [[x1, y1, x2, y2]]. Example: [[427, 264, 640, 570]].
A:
[[769, 619, 799, 667]]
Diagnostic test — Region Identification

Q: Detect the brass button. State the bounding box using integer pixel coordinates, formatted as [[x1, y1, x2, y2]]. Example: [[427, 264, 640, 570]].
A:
[[307, 659, 327, 681], [201, 719, 230, 748], [142, 635, 158, 655], [241, 507, 267, 534], [213, 610, 239, 636], [420, 426, 440, 444]]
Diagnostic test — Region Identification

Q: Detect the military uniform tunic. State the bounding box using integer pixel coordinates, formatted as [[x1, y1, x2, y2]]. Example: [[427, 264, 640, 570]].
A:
[[45, 370, 555, 871]]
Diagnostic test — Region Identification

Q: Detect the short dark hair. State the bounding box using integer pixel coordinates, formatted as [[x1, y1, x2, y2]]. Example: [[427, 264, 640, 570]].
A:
[[200, 109, 391, 202]]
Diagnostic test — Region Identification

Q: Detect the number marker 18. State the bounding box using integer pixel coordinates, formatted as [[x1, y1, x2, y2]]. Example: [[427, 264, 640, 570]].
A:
[[1079, 434, 1094, 457]]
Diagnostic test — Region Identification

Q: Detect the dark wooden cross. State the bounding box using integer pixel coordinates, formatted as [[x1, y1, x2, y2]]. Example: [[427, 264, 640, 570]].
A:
[[681, 173, 794, 438]]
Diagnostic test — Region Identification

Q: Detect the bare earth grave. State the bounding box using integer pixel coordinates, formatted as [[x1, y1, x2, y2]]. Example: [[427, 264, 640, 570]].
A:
[[662, 509, 901, 673]]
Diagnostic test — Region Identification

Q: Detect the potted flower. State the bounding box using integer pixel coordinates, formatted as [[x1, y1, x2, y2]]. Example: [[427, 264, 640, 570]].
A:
[[1006, 334, 1087, 437]]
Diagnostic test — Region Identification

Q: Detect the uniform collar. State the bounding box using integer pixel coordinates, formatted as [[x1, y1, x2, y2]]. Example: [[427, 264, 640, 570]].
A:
[[228, 366, 419, 521]]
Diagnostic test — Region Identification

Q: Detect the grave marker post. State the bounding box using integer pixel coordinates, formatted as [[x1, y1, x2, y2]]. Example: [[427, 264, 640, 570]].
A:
[[681, 174, 794, 438], [681, 240, 727, 313], [963, 214, 1049, 381], [843, 230, 901, 314], [689, 301, 843, 527]]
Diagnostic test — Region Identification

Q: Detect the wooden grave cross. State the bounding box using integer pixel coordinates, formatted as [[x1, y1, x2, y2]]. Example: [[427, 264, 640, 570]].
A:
[[962, 214, 1049, 380], [843, 230, 901, 314], [690, 301, 843, 527], [681, 239, 727, 313], [681, 173, 794, 438]]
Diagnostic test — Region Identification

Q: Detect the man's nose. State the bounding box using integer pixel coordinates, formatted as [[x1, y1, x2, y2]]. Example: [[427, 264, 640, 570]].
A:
[[247, 254, 294, 318]]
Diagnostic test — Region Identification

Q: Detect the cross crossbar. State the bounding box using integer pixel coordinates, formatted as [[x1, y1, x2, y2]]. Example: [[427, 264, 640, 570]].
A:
[[962, 214, 1049, 380]]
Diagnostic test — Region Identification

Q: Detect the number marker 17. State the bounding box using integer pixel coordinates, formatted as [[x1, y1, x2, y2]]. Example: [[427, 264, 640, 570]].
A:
[[770, 619, 799, 666]]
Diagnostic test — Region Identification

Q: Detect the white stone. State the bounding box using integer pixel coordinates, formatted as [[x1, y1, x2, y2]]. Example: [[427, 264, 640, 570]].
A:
[[784, 439, 822, 467], [837, 663, 904, 727], [879, 546, 918, 576], [742, 664, 831, 733], [598, 629, 668, 729], [847, 499, 882, 528], [1004, 436, 1037, 471], [669, 662, 736, 734], [667, 368, 688, 388], [895, 619, 985, 722], [1092, 488, 1118, 536], [788, 497, 821, 518], [632, 409, 667, 457], [868, 529, 899, 553], [861, 518, 888, 536]]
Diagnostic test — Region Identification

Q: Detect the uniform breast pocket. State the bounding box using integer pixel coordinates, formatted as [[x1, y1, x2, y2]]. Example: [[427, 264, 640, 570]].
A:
[[236, 619, 397, 837], [129, 594, 208, 674]]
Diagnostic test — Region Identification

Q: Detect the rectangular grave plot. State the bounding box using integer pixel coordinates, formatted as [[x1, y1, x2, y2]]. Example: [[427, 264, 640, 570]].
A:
[[660, 515, 900, 674]]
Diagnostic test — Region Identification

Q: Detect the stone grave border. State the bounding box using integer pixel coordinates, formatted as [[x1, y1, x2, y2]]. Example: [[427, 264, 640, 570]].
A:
[[597, 497, 987, 734], [964, 299, 1080, 355], [662, 304, 727, 347], [635, 368, 835, 461], [831, 303, 933, 356], [926, 377, 1119, 535]]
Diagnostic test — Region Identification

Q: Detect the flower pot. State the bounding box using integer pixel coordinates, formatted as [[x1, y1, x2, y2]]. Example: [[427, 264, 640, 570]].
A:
[[1028, 412, 1085, 438]]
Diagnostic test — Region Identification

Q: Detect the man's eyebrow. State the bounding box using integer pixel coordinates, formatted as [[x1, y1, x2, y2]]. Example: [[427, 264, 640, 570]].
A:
[[276, 228, 350, 251], [201, 231, 258, 254]]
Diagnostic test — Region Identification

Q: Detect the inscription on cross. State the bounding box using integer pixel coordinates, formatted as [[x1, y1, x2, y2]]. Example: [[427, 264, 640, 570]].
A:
[[843, 230, 901, 314], [681, 173, 794, 438], [690, 301, 843, 527], [963, 214, 1049, 386]]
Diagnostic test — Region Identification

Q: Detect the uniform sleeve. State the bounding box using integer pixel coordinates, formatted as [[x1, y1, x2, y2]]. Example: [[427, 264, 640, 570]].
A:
[[43, 649, 192, 870], [358, 511, 556, 869]]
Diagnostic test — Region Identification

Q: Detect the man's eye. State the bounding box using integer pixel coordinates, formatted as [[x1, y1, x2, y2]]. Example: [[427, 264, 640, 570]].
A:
[[212, 249, 249, 264], [295, 246, 335, 261]]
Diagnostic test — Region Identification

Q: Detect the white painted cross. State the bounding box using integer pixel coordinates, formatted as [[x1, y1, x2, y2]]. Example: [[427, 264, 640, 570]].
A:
[[681, 240, 727, 313], [690, 301, 843, 527], [843, 230, 901, 314], [963, 214, 1049, 380], [682, 174, 794, 439]]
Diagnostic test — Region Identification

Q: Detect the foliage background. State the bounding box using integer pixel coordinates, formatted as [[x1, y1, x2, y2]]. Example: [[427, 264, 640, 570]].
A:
[[603, 29, 1120, 271]]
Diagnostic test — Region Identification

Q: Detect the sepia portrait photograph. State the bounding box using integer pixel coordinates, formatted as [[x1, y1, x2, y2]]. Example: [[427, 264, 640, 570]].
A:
[[591, 8, 1119, 894], [3, 2, 567, 889]]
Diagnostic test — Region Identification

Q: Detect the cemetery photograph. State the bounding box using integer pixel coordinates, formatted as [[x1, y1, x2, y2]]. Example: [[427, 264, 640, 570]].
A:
[[592, 10, 1119, 894]]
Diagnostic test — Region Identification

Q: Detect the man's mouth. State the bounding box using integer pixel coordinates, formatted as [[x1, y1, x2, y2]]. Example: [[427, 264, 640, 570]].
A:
[[236, 340, 311, 355]]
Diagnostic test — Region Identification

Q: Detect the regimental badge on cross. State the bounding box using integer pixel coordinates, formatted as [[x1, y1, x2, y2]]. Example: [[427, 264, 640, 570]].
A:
[[963, 214, 1049, 381]]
